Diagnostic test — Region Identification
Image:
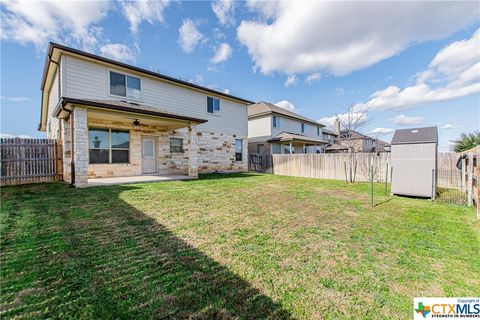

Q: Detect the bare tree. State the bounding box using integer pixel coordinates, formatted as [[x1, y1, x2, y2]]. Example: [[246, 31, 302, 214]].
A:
[[335, 103, 372, 183]]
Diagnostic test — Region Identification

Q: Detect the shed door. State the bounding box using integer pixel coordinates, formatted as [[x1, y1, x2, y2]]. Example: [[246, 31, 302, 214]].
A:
[[142, 137, 156, 174]]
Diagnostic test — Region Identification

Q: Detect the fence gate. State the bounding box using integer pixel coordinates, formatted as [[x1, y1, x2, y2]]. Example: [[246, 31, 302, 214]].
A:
[[1, 138, 57, 186]]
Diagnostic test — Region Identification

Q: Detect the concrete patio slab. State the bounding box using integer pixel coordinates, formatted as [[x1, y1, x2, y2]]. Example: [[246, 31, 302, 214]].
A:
[[88, 174, 194, 187]]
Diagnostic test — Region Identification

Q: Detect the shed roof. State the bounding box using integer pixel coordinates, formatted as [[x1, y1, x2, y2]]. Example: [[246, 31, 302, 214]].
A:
[[391, 126, 438, 145]]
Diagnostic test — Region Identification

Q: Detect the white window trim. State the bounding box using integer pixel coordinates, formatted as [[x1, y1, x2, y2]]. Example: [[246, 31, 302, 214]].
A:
[[206, 96, 221, 116], [107, 68, 143, 102], [272, 115, 280, 128], [88, 127, 131, 164]]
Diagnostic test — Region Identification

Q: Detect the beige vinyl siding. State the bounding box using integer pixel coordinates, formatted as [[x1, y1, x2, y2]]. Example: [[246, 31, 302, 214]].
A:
[[271, 116, 322, 139], [248, 115, 272, 141], [46, 69, 60, 139], [62, 55, 248, 136]]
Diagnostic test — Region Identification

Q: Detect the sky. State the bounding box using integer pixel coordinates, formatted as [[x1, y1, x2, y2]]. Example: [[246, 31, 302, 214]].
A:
[[1, 0, 479, 151]]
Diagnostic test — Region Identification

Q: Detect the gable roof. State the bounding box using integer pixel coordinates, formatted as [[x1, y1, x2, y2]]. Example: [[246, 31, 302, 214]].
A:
[[322, 128, 338, 136], [43, 43, 254, 104], [391, 126, 438, 145], [39, 42, 253, 130], [248, 101, 324, 127]]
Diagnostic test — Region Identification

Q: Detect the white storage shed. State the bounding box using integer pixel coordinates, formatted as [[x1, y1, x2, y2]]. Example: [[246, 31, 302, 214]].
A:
[[391, 127, 438, 198]]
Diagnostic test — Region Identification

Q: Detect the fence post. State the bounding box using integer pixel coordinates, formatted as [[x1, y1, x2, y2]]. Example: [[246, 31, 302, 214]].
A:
[[384, 162, 389, 196], [431, 169, 436, 201], [371, 164, 374, 207], [467, 171, 473, 207]]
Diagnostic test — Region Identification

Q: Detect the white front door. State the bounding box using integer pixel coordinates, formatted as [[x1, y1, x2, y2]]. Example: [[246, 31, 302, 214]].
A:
[[142, 137, 156, 174]]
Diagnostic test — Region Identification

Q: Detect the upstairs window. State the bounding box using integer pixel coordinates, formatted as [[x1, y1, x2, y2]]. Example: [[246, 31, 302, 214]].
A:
[[207, 96, 220, 114], [317, 126, 321, 136], [109, 71, 141, 100], [272, 116, 280, 128], [301, 123, 306, 133]]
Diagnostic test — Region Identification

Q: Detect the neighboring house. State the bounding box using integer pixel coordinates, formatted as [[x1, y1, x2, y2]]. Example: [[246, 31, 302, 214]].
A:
[[322, 128, 348, 153], [248, 102, 328, 154], [39, 43, 252, 187]]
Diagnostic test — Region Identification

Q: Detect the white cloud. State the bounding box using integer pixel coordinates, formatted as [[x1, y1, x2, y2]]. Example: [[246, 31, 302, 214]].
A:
[[275, 100, 295, 112], [237, 2, 478, 76], [336, 88, 345, 96], [390, 115, 424, 126], [100, 43, 136, 63], [284, 74, 297, 87], [0, 133, 34, 139], [188, 74, 204, 84], [1, 96, 30, 102], [178, 19, 204, 53], [305, 73, 321, 85], [359, 29, 480, 111], [441, 123, 462, 129], [211, 0, 235, 26], [223, 88, 231, 94], [318, 113, 368, 129], [1, 0, 110, 51], [120, 0, 169, 34], [211, 42, 232, 64], [370, 127, 394, 135]]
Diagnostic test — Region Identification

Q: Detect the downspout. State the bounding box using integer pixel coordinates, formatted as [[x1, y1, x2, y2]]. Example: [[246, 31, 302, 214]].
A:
[[57, 101, 75, 187]]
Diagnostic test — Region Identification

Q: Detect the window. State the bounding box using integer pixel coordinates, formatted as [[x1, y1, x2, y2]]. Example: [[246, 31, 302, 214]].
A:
[[109, 71, 141, 100], [272, 116, 280, 128], [89, 128, 129, 164], [272, 144, 281, 154], [301, 123, 305, 133], [317, 126, 321, 136], [170, 138, 183, 153], [207, 96, 220, 114], [283, 144, 291, 154], [256, 144, 265, 154], [235, 139, 243, 161]]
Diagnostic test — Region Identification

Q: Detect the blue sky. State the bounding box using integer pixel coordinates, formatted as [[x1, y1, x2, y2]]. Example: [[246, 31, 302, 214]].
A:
[[1, 1, 479, 151]]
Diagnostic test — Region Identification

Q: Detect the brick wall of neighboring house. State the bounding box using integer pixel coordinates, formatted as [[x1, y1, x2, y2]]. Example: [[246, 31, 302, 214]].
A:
[[338, 139, 365, 153]]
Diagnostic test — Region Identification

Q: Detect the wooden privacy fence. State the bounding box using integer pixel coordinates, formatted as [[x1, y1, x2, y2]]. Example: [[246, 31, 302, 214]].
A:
[[250, 152, 467, 186], [1, 138, 57, 186], [265, 153, 392, 182]]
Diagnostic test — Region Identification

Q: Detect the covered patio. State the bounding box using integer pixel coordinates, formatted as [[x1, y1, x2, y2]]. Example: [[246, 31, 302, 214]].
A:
[[54, 97, 207, 187], [268, 132, 328, 154]]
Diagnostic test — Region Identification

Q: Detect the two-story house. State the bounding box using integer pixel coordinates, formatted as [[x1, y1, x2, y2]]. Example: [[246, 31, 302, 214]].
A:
[[39, 43, 252, 187], [248, 102, 328, 154]]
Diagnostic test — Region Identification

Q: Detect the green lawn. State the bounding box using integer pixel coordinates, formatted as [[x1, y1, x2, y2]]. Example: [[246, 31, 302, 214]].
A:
[[1, 173, 479, 319]]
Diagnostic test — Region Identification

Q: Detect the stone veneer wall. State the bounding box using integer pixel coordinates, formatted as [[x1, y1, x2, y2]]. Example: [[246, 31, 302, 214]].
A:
[[82, 118, 247, 179]]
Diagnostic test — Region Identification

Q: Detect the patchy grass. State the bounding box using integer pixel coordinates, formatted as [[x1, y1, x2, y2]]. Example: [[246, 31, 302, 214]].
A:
[[1, 173, 478, 319], [436, 187, 467, 206]]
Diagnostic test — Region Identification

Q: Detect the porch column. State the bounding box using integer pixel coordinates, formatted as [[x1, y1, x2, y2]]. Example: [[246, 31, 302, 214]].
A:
[[289, 141, 293, 154], [72, 107, 89, 187], [187, 123, 198, 178]]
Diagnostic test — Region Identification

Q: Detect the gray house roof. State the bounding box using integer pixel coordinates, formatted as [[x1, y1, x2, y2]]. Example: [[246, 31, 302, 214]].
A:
[[248, 101, 325, 127], [391, 126, 438, 145]]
